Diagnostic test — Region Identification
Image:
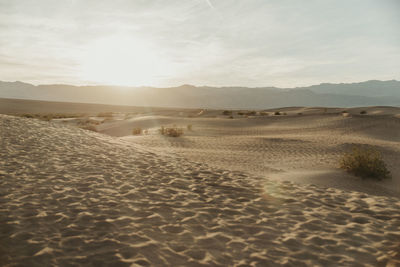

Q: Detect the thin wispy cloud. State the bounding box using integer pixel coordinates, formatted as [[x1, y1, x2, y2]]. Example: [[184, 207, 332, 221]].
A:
[[0, 0, 399, 87]]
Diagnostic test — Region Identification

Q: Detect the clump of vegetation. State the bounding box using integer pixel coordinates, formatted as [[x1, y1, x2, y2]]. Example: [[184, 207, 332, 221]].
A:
[[274, 111, 281, 115], [238, 111, 256, 116], [187, 124, 193, 131], [222, 110, 232, 116], [132, 128, 142, 135], [340, 146, 391, 180], [360, 110, 367, 115], [229, 115, 234, 119], [259, 112, 269, 116], [297, 112, 303, 115], [160, 126, 184, 137]]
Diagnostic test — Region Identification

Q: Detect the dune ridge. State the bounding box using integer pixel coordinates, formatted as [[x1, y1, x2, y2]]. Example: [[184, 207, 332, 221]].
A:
[[1, 115, 399, 266]]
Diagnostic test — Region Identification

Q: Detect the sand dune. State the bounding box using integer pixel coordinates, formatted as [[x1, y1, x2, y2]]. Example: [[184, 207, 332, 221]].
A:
[[104, 107, 400, 197], [1, 114, 400, 266]]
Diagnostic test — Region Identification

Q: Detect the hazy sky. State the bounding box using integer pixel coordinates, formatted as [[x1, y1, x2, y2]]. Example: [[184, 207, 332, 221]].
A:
[[1, 0, 399, 87]]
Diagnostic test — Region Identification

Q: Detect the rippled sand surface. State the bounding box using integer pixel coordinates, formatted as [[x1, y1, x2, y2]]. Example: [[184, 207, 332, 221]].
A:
[[1, 115, 399, 266]]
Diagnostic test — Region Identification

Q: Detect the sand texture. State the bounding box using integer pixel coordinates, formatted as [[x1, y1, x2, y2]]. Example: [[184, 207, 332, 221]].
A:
[[1, 114, 400, 266], [105, 107, 400, 197]]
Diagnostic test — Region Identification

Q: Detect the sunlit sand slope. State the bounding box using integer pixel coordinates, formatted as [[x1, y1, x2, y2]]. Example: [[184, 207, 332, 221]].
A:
[[1, 115, 399, 266]]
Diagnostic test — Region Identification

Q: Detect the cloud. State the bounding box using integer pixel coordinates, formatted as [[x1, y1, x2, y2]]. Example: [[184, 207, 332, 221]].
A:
[[0, 0, 399, 87]]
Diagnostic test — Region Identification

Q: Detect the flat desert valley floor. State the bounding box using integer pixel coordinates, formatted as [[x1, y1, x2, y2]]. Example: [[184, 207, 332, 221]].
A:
[[1, 98, 399, 266]]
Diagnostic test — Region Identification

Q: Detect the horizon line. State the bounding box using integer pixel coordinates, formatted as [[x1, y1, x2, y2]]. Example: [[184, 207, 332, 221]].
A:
[[1, 79, 399, 90]]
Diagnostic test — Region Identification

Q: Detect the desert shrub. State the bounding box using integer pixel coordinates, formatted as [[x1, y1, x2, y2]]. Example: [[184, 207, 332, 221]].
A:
[[132, 128, 142, 135], [340, 146, 391, 180], [187, 124, 192, 131], [360, 110, 367, 115], [222, 110, 232, 116], [259, 112, 269, 116], [160, 126, 184, 137], [247, 111, 256, 116], [229, 115, 234, 119], [274, 111, 281, 115], [297, 112, 303, 115]]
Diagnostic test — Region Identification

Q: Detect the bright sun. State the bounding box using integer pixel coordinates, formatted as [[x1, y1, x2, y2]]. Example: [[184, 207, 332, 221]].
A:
[[80, 35, 169, 86]]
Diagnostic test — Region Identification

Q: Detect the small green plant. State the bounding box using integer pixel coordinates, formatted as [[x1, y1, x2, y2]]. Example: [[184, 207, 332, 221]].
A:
[[132, 128, 142, 135], [340, 146, 391, 180]]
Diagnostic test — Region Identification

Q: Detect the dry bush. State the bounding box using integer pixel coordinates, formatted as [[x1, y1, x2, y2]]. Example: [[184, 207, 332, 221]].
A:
[[360, 110, 367, 115], [160, 126, 184, 137], [259, 112, 269, 116], [274, 111, 281, 115], [222, 110, 232, 116], [340, 146, 391, 180], [132, 128, 142, 135]]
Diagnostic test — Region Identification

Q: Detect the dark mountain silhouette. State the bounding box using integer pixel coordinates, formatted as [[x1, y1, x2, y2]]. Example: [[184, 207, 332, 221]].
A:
[[0, 80, 399, 109]]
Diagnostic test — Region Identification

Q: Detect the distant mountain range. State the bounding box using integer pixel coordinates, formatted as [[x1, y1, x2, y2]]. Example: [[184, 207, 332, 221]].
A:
[[0, 80, 399, 109]]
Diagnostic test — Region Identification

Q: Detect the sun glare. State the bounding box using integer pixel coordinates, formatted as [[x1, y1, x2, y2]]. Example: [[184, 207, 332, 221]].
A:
[[80, 35, 169, 86]]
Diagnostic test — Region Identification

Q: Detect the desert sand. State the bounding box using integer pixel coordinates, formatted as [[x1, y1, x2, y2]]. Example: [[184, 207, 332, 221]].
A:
[[1, 106, 400, 266]]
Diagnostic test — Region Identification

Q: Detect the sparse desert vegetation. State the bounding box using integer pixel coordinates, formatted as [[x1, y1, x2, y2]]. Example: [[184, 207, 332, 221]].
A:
[[360, 110, 367, 114], [222, 110, 232, 116], [274, 111, 281, 115], [340, 146, 391, 180], [160, 126, 184, 137], [132, 127, 142, 135]]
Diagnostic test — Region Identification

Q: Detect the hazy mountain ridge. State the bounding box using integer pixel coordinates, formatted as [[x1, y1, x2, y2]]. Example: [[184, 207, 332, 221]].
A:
[[0, 80, 399, 109]]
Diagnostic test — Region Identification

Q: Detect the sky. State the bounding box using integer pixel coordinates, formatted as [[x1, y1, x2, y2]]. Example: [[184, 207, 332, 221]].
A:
[[0, 0, 399, 88]]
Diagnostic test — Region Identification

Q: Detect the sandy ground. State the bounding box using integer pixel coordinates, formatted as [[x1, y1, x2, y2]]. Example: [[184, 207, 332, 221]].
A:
[[1, 112, 400, 266], [98, 107, 400, 198]]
